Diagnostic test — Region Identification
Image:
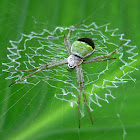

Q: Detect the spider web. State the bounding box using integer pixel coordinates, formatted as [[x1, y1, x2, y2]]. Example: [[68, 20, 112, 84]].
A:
[[2, 22, 137, 118]]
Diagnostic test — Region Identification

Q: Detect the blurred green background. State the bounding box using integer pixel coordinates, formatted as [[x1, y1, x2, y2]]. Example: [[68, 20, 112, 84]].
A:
[[0, 0, 139, 140]]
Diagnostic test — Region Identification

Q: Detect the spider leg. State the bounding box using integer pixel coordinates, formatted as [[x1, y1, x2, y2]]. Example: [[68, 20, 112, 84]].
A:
[[9, 59, 67, 87], [64, 35, 71, 55], [9, 68, 43, 87], [76, 65, 93, 128], [66, 22, 83, 54], [8, 66, 43, 73], [90, 41, 123, 61], [82, 83, 94, 125], [83, 57, 116, 64], [76, 65, 82, 128], [80, 65, 93, 125]]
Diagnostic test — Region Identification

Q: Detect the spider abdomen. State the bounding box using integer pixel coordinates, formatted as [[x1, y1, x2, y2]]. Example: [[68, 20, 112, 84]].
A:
[[71, 37, 95, 58]]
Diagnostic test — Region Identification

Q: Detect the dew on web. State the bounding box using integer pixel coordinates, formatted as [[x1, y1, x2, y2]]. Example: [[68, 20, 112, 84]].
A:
[[2, 22, 138, 119]]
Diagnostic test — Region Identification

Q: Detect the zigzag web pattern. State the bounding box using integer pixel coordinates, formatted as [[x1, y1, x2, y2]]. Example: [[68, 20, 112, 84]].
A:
[[2, 22, 137, 120]]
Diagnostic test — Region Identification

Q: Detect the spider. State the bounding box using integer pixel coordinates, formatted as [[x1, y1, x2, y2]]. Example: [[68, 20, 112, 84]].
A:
[[8, 22, 122, 128]]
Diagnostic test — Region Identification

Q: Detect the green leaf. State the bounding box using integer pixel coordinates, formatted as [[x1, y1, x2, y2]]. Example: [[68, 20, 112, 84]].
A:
[[0, 0, 139, 140]]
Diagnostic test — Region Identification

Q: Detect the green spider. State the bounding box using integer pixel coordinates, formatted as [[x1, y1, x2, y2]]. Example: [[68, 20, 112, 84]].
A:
[[9, 23, 122, 128]]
